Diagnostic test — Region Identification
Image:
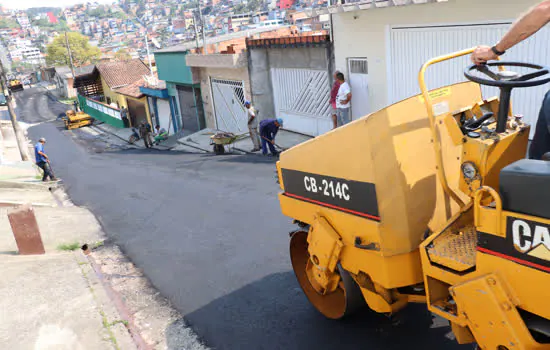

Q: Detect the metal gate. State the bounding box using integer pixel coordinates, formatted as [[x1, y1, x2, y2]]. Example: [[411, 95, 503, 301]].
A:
[[348, 58, 369, 120], [176, 85, 199, 132], [211, 78, 247, 134], [390, 22, 550, 138], [271, 68, 331, 136]]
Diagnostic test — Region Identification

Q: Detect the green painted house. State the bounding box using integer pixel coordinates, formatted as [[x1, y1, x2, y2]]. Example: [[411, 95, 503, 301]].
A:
[[154, 48, 205, 133]]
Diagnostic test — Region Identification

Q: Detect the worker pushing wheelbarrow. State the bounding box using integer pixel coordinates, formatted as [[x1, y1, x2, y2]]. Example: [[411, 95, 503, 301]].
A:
[[210, 131, 249, 155]]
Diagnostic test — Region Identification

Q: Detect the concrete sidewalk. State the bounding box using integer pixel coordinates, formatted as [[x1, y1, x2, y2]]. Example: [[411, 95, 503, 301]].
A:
[[0, 114, 208, 350], [173, 128, 313, 154], [0, 252, 136, 350], [85, 120, 313, 155], [92, 123, 138, 146], [0, 121, 135, 350], [0, 167, 134, 349], [1, 120, 31, 164], [91, 123, 192, 151]]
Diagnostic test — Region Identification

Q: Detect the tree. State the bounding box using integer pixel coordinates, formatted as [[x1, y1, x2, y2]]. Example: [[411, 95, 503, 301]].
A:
[[32, 18, 51, 28], [46, 32, 101, 67], [54, 19, 69, 32], [0, 18, 19, 29], [87, 6, 109, 18], [113, 11, 128, 20], [11, 61, 34, 72], [114, 48, 131, 61]]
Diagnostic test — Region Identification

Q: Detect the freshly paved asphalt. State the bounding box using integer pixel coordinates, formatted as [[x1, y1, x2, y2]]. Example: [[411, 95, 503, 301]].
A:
[[18, 88, 471, 349]]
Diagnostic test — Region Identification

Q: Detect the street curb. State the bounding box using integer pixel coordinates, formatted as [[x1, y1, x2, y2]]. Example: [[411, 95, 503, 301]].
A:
[[84, 252, 151, 350], [233, 147, 254, 155], [90, 125, 145, 149], [0, 180, 56, 190], [0, 200, 55, 207], [176, 140, 210, 153], [75, 252, 141, 350]]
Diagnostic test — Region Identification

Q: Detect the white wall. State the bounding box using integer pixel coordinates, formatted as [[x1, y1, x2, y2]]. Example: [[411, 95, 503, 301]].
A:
[[157, 99, 174, 134], [332, 0, 542, 112]]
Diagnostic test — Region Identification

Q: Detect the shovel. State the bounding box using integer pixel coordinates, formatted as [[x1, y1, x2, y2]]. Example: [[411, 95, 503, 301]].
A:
[[46, 160, 60, 182], [260, 135, 286, 151]]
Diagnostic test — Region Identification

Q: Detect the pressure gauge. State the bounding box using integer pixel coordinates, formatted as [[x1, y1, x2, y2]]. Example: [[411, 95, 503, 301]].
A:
[[461, 162, 478, 180]]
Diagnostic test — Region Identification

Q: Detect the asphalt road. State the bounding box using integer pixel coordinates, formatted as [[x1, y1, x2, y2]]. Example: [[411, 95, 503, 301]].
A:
[[14, 87, 67, 123], [19, 88, 472, 350]]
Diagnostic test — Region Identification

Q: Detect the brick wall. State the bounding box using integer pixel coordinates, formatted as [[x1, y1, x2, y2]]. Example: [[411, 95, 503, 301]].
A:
[[190, 27, 304, 55]]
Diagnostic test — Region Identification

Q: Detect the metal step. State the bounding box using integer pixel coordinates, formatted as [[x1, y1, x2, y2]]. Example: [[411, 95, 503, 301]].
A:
[[427, 225, 477, 272]]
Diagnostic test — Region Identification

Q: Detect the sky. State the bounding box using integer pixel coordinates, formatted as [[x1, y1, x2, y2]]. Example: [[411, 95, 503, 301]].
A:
[[6, 0, 114, 10]]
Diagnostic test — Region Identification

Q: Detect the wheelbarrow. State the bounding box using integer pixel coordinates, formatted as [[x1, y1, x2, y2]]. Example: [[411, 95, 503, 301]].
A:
[[210, 131, 248, 155]]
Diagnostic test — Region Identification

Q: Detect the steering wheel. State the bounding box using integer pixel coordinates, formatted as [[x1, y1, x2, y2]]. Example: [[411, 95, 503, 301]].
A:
[[464, 62, 550, 133]]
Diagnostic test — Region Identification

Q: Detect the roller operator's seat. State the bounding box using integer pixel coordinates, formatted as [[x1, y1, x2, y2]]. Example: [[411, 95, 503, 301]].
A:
[[499, 159, 550, 220]]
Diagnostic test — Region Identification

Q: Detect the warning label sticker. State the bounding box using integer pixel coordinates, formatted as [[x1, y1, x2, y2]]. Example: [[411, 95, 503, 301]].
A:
[[419, 87, 452, 103], [432, 101, 450, 116]]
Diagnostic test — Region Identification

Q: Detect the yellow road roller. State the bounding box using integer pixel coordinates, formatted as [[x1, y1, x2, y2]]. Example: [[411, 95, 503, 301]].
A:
[[276, 48, 550, 349], [64, 110, 93, 130], [8, 79, 24, 92]]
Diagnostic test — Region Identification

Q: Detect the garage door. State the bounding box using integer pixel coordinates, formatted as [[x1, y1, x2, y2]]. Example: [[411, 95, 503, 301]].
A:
[[390, 22, 550, 138], [271, 68, 332, 136], [177, 85, 199, 132]]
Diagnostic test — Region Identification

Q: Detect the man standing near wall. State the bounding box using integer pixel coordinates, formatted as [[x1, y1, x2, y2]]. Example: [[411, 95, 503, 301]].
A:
[[120, 107, 129, 128], [139, 121, 153, 148], [336, 72, 352, 127], [329, 71, 341, 129], [34, 138, 57, 182], [245, 101, 261, 152]]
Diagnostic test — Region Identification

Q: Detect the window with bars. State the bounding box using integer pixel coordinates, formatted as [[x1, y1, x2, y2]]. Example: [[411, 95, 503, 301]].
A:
[[349, 59, 368, 75]]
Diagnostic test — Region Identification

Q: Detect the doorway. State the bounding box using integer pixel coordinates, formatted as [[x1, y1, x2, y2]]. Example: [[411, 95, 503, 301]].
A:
[[177, 85, 203, 133], [348, 58, 369, 120], [127, 99, 148, 127]]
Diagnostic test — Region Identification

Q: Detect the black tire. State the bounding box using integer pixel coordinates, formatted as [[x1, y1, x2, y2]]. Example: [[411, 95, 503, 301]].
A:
[[128, 135, 137, 144], [214, 144, 225, 155]]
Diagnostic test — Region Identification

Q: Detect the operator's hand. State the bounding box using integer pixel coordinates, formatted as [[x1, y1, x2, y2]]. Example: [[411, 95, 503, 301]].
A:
[[471, 45, 498, 65]]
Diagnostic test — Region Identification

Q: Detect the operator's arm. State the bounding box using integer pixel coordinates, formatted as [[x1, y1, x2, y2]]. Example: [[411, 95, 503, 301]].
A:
[[472, 1, 550, 63]]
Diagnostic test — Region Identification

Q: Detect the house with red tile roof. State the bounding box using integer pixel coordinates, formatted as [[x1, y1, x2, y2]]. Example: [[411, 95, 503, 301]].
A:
[[74, 58, 154, 128]]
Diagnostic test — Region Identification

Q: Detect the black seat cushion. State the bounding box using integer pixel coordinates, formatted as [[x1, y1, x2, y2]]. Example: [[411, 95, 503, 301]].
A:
[[499, 159, 550, 220]]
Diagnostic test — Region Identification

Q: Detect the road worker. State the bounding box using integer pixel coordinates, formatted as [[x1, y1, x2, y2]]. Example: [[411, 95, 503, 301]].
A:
[[259, 118, 283, 156]]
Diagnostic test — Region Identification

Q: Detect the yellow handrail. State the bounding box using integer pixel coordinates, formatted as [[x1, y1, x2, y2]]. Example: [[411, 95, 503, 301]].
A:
[[418, 48, 475, 208], [474, 186, 502, 235]]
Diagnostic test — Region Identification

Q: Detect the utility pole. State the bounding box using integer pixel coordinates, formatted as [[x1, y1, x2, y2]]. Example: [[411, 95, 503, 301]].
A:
[[193, 10, 200, 51], [0, 55, 29, 161], [144, 31, 154, 78], [327, 0, 334, 43], [197, 0, 208, 54], [65, 31, 75, 80], [133, 17, 154, 77]]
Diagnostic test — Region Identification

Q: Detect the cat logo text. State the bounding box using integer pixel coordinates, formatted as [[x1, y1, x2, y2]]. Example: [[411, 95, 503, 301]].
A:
[[512, 219, 550, 261]]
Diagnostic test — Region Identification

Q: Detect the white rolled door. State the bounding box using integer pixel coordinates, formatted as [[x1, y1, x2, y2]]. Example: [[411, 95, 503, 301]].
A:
[[390, 22, 550, 138]]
